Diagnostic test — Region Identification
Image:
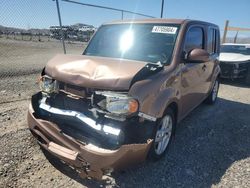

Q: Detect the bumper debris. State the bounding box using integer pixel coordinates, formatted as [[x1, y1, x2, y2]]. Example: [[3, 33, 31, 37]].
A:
[[28, 104, 153, 179]]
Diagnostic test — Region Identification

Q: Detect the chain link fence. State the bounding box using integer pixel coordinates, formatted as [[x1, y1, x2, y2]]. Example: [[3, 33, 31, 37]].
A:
[[1, 0, 154, 105], [0, 0, 88, 104], [222, 30, 250, 44]]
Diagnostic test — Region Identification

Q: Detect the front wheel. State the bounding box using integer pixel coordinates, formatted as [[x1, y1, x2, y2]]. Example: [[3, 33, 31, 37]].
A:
[[205, 77, 219, 105], [148, 108, 175, 160]]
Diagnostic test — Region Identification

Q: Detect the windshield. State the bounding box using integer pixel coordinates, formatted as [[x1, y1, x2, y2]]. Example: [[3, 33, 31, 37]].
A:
[[84, 24, 180, 64], [221, 45, 250, 55]]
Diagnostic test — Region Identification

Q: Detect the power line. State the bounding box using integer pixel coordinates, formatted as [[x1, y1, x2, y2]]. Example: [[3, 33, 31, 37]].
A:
[[61, 0, 155, 19]]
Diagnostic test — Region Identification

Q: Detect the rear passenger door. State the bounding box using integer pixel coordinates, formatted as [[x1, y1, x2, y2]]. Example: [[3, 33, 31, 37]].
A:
[[180, 25, 207, 116], [205, 27, 220, 93]]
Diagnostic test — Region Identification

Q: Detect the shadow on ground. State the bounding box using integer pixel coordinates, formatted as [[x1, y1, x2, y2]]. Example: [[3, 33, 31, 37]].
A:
[[220, 78, 250, 88], [42, 97, 250, 187]]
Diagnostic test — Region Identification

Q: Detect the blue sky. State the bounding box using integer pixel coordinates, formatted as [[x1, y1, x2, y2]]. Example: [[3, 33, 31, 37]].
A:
[[0, 0, 250, 37]]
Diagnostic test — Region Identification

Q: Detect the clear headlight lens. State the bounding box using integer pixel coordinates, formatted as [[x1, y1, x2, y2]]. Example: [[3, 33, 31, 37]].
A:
[[106, 97, 138, 114], [95, 91, 139, 115], [39, 75, 59, 93]]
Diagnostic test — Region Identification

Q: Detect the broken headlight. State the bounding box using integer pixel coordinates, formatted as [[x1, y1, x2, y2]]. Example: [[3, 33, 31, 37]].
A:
[[39, 75, 59, 94], [94, 91, 139, 115]]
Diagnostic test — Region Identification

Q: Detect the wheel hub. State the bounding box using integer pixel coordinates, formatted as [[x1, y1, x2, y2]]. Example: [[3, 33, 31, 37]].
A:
[[154, 115, 172, 155]]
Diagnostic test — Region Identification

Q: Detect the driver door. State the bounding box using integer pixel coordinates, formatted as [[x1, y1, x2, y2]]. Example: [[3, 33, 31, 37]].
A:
[[180, 25, 207, 117]]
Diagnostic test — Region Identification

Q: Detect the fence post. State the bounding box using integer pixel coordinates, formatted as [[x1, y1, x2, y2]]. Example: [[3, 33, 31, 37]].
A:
[[233, 31, 238, 43], [161, 0, 165, 18], [55, 0, 66, 54], [222, 20, 229, 44], [121, 10, 124, 20]]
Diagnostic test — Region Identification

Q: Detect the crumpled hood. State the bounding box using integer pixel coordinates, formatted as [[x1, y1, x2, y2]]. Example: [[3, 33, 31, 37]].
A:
[[219, 53, 250, 62], [45, 54, 149, 90]]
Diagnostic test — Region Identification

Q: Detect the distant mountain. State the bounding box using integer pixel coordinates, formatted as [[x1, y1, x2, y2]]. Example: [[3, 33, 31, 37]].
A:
[[226, 37, 250, 43], [0, 25, 26, 33], [0, 25, 50, 35]]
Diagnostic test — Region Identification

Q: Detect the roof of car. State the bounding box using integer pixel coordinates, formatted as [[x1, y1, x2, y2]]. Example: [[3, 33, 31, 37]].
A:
[[103, 18, 218, 26], [104, 18, 186, 25]]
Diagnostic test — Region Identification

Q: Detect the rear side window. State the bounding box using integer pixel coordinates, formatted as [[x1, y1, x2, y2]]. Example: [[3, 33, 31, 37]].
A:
[[207, 28, 217, 54], [184, 27, 204, 53], [216, 30, 220, 53]]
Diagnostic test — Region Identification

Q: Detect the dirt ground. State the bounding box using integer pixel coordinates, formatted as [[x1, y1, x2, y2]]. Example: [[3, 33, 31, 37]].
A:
[[0, 39, 250, 188], [0, 37, 85, 77]]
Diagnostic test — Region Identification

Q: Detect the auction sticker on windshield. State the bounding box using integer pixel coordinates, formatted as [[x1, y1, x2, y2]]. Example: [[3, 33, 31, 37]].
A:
[[152, 26, 177, 34]]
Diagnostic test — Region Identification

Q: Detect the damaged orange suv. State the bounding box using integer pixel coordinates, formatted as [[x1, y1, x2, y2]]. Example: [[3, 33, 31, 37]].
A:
[[28, 19, 220, 179]]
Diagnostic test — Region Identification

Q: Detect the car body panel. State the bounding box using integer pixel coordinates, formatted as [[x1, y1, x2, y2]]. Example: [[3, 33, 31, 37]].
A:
[[45, 54, 148, 90], [220, 52, 250, 62]]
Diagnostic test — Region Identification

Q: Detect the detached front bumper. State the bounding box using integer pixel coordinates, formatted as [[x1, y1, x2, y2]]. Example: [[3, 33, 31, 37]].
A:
[[27, 104, 152, 180]]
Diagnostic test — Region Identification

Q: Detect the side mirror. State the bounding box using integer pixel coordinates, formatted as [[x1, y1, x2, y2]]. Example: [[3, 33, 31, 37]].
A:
[[186, 48, 210, 62]]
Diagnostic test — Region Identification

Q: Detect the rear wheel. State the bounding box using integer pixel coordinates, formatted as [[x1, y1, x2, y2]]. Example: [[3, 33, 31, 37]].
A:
[[148, 108, 175, 160], [205, 77, 219, 104]]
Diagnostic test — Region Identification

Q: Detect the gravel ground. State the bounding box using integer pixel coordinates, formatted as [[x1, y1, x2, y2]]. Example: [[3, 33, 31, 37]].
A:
[[0, 38, 85, 77], [0, 39, 250, 188]]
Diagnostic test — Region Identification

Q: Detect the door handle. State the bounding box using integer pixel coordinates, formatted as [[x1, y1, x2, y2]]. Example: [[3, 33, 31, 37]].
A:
[[202, 64, 207, 71]]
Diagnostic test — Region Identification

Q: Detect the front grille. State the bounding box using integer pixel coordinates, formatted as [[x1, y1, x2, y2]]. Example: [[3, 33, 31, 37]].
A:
[[47, 92, 92, 115], [220, 61, 249, 78], [220, 61, 234, 68], [238, 62, 248, 69], [219, 62, 234, 76], [59, 82, 95, 98]]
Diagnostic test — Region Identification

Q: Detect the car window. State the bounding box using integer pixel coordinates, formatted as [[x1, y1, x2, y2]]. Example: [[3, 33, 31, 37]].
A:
[[207, 28, 217, 54], [216, 30, 220, 53], [184, 27, 204, 53], [84, 24, 180, 64]]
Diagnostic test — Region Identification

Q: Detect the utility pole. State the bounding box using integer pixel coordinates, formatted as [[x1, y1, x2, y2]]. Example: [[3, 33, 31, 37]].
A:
[[234, 31, 238, 43], [160, 0, 165, 18], [121, 10, 124, 20], [55, 0, 66, 54]]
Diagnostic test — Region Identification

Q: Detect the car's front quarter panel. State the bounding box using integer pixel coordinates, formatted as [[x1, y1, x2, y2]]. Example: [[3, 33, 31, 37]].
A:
[[129, 68, 180, 119]]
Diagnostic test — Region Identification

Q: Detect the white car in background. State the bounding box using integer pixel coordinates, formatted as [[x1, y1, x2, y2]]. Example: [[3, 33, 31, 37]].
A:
[[219, 43, 250, 84]]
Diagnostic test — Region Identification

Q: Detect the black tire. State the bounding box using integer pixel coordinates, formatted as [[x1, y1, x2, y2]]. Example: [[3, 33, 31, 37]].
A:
[[148, 108, 176, 161], [205, 77, 220, 105]]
